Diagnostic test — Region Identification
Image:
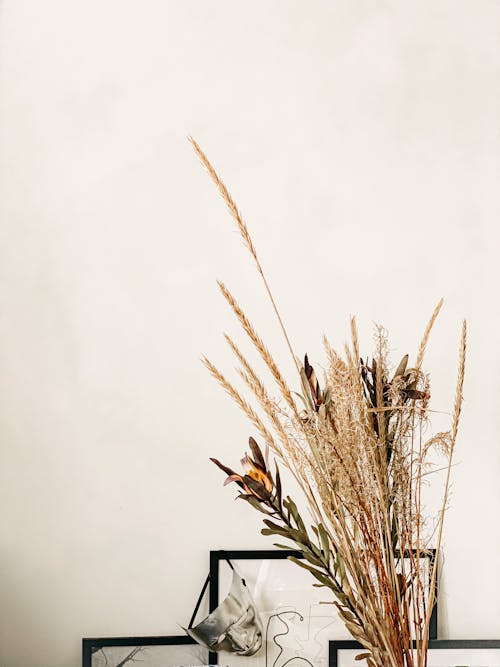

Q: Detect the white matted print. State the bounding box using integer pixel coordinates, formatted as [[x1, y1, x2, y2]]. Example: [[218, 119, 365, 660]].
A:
[[212, 551, 352, 667], [83, 636, 211, 667]]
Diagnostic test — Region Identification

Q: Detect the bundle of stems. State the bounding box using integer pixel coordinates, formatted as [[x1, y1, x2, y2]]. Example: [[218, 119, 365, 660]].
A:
[[190, 138, 466, 667]]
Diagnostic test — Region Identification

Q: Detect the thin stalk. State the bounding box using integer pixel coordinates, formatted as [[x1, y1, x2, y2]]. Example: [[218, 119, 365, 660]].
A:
[[189, 137, 301, 376], [420, 321, 466, 666]]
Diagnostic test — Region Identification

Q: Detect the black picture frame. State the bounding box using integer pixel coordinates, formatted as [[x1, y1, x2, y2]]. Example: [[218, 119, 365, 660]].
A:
[[208, 549, 438, 666], [82, 634, 210, 667], [208, 549, 304, 665], [329, 639, 500, 667]]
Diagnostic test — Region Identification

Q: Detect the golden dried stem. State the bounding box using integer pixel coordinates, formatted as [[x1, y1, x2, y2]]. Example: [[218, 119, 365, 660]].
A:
[[218, 281, 301, 422], [420, 320, 466, 664], [202, 356, 275, 448], [416, 299, 444, 371], [189, 136, 300, 376]]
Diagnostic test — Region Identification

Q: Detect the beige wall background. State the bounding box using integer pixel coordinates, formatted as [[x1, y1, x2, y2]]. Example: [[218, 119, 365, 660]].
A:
[[1, 1, 499, 666]]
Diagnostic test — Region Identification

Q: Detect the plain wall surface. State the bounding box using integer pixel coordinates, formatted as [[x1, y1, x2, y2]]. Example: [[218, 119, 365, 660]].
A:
[[1, 1, 499, 665]]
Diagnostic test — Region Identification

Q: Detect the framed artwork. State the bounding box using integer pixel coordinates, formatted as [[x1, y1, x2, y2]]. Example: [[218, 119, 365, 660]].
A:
[[82, 635, 213, 667], [208, 549, 354, 667], [208, 549, 438, 667], [329, 640, 500, 667]]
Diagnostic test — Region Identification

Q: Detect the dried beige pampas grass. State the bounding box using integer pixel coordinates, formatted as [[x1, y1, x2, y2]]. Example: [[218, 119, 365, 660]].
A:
[[191, 138, 466, 667]]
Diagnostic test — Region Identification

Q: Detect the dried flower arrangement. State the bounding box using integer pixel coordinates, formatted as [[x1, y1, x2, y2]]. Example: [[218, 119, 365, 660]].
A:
[[190, 138, 466, 667]]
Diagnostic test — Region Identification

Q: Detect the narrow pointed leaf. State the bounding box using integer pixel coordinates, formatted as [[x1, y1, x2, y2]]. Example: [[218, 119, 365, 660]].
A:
[[318, 522, 330, 562], [248, 436, 266, 471], [274, 462, 282, 511], [393, 354, 409, 380]]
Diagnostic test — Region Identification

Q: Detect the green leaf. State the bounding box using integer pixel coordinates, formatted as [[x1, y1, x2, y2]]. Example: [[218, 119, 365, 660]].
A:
[[335, 552, 347, 583], [287, 558, 342, 594], [239, 495, 275, 516], [263, 518, 290, 533], [317, 523, 330, 562], [274, 462, 282, 512], [287, 557, 333, 587], [301, 548, 324, 568], [261, 526, 290, 539], [284, 497, 306, 534], [261, 521, 306, 545]]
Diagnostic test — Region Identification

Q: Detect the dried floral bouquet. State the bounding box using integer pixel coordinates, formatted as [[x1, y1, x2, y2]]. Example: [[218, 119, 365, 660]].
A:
[[190, 138, 466, 667]]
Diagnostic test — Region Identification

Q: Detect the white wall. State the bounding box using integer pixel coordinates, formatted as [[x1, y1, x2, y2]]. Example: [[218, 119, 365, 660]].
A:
[[0, 1, 499, 665]]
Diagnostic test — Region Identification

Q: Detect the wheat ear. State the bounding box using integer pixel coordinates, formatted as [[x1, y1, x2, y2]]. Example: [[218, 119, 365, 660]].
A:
[[189, 136, 300, 375]]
